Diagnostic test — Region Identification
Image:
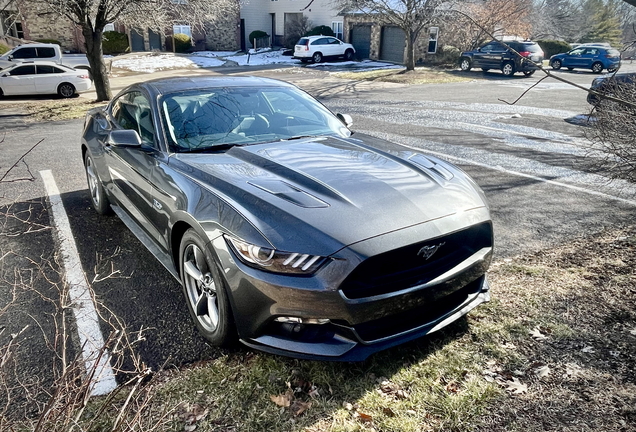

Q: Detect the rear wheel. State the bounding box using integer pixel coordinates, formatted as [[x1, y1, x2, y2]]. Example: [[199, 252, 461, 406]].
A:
[[312, 52, 323, 63], [58, 82, 76, 98], [592, 62, 603, 73], [344, 49, 354, 61], [460, 57, 471, 71], [180, 229, 234, 346], [502, 62, 515, 76], [551, 59, 562, 70], [84, 152, 112, 215], [523, 70, 535, 77]]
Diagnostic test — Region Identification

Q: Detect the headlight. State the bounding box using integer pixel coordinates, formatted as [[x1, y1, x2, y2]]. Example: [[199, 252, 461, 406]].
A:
[[224, 235, 327, 274]]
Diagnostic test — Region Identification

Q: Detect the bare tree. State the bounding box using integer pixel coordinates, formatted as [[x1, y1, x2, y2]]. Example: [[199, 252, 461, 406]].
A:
[[21, 0, 239, 101], [337, 0, 446, 70]]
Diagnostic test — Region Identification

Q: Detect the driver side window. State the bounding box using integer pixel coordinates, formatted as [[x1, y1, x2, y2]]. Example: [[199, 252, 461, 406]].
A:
[[111, 91, 155, 145]]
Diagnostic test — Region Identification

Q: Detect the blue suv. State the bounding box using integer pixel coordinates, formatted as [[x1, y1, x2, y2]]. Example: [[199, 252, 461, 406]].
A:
[[550, 46, 621, 73]]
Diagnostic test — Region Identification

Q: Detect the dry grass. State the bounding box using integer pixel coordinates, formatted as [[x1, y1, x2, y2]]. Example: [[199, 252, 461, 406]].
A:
[[21, 98, 106, 123], [78, 225, 633, 432], [333, 67, 472, 85]]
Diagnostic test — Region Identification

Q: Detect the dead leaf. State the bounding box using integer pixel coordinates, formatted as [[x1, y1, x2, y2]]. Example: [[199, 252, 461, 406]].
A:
[[445, 381, 460, 393], [290, 400, 312, 416], [270, 392, 292, 408], [534, 365, 550, 378], [629, 328, 636, 336], [308, 385, 320, 398], [505, 377, 528, 394], [564, 362, 582, 378], [581, 346, 595, 353], [356, 412, 373, 423], [529, 326, 547, 341], [383, 407, 396, 417]]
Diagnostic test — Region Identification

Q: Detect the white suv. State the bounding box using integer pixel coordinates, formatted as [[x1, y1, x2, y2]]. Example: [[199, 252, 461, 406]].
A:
[[294, 35, 355, 63]]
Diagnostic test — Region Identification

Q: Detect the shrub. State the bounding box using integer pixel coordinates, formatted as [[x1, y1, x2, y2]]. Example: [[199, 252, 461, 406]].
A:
[[429, 45, 461, 66], [35, 39, 61, 45], [284, 16, 311, 48], [306, 25, 334, 37], [248, 30, 269, 48], [536, 40, 571, 58], [0, 43, 9, 55], [173, 33, 192, 53], [102, 31, 129, 55]]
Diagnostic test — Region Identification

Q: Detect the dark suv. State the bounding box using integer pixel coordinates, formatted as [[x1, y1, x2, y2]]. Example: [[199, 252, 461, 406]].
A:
[[459, 40, 544, 77]]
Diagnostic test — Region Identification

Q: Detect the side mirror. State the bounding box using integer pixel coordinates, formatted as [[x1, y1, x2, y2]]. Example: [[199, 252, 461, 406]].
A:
[[107, 129, 142, 147], [337, 113, 353, 128], [477, 48, 481, 52]]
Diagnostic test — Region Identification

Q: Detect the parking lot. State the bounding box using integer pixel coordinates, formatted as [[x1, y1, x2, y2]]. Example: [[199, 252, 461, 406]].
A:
[[1, 60, 635, 385]]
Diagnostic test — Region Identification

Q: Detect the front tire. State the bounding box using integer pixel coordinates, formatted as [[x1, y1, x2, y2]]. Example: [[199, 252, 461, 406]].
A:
[[312, 52, 323, 63], [180, 229, 234, 346], [551, 59, 562, 70], [592, 62, 603, 73], [84, 152, 112, 215], [460, 57, 471, 71], [502, 62, 515, 76], [58, 82, 76, 98]]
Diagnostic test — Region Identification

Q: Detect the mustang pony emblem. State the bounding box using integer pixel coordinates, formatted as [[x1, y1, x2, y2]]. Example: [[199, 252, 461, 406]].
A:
[[417, 242, 446, 260]]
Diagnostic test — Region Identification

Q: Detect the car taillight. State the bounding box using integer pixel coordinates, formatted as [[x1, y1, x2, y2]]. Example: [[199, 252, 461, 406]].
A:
[[304, 44, 309, 51], [518, 51, 531, 57], [77, 74, 89, 79]]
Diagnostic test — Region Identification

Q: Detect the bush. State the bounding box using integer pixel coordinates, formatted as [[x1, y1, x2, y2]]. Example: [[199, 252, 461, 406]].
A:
[[536, 40, 571, 58], [0, 43, 9, 55], [586, 84, 636, 184], [102, 31, 129, 55], [430, 45, 461, 66], [35, 39, 61, 45], [248, 30, 269, 48], [173, 33, 192, 53], [306, 25, 334, 37]]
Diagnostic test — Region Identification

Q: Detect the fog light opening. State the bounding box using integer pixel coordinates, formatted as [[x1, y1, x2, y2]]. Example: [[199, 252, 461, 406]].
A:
[[270, 317, 335, 342]]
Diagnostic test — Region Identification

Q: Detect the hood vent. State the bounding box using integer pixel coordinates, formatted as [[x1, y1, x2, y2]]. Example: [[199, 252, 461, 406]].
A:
[[248, 180, 329, 208]]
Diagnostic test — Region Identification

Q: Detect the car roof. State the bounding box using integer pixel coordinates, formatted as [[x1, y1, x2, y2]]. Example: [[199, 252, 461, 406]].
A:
[[4, 60, 68, 69], [138, 76, 296, 98], [302, 35, 336, 40]]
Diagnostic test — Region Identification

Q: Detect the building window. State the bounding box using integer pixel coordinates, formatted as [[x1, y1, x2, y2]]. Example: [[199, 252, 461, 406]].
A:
[[428, 27, 439, 54], [331, 21, 343, 40], [104, 23, 115, 32], [173, 25, 192, 37]]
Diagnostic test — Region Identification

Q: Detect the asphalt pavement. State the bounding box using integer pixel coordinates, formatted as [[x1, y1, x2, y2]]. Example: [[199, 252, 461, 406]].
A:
[[1, 62, 635, 389]]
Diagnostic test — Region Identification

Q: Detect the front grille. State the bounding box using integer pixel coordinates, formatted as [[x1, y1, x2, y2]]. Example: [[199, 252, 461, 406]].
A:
[[339, 222, 492, 299], [352, 276, 484, 342]]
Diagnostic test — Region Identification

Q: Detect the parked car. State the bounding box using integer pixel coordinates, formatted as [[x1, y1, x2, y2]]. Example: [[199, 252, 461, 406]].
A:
[[0, 61, 91, 97], [459, 40, 544, 77], [293, 35, 355, 63], [587, 72, 636, 105], [0, 43, 91, 74], [81, 76, 493, 361], [550, 46, 621, 73]]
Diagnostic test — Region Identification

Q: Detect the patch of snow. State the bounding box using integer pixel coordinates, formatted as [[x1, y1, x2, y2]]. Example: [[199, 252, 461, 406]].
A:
[[112, 54, 198, 73], [227, 50, 300, 66], [309, 60, 402, 70]]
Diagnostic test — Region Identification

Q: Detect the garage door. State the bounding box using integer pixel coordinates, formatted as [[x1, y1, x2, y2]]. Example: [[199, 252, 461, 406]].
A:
[[130, 29, 145, 52], [350, 25, 371, 60], [380, 26, 405, 64]]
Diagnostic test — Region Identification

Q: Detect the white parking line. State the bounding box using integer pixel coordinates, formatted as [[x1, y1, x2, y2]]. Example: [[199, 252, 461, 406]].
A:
[[40, 170, 117, 396]]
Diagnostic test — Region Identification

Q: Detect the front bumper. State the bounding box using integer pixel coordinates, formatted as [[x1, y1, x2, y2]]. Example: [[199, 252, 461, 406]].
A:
[[212, 210, 493, 361]]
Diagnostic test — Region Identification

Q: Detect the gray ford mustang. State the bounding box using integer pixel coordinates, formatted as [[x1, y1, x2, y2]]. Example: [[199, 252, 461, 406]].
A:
[[81, 76, 493, 361]]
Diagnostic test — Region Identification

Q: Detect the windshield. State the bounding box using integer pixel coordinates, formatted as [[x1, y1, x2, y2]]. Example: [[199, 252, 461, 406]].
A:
[[161, 86, 351, 153]]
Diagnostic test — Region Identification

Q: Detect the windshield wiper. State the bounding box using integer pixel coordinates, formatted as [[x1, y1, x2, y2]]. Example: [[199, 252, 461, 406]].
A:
[[178, 143, 241, 153], [281, 135, 320, 141]]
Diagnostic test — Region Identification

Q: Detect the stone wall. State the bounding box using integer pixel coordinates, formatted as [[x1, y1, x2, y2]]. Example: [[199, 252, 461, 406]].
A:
[[204, 14, 240, 51], [16, 0, 84, 52]]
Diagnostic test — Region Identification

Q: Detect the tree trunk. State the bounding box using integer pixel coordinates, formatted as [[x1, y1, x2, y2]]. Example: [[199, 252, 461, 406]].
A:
[[405, 31, 416, 71], [82, 25, 112, 102]]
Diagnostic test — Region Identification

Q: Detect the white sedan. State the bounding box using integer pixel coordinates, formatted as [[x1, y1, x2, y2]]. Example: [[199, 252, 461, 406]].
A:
[[0, 61, 91, 98]]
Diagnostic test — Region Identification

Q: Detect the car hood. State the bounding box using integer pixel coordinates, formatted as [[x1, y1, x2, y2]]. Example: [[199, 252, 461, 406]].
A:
[[171, 135, 487, 254]]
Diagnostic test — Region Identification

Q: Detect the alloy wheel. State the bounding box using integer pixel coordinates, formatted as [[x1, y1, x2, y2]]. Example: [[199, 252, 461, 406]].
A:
[[85, 156, 100, 208], [183, 243, 219, 333]]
